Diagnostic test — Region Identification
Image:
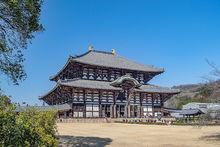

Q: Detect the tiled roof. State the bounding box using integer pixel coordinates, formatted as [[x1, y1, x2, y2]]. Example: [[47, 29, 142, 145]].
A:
[[15, 104, 72, 112], [179, 109, 204, 115], [71, 50, 164, 73], [50, 50, 164, 80], [40, 79, 180, 99], [59, 79, 180, 93], [164, 108, 204, 115]]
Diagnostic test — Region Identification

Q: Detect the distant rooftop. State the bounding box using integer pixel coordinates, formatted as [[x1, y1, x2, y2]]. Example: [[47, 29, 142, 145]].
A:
[[15, 104, 72, 112]]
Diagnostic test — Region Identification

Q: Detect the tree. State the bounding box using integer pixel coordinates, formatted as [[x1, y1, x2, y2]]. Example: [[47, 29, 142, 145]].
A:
[[206, 59, 220, 80], [0, 95, 58, 146], [0, 0, 43, 85]]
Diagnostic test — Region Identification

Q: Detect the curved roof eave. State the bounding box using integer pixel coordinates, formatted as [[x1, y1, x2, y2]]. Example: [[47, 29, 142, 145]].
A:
[[71, 59, 164, 74], [70, 50, 165, 73], [49, 51, 92, 81], [49, 57, 72, 81], [39, 83, 60, 100], [49, 50, 165, 81]]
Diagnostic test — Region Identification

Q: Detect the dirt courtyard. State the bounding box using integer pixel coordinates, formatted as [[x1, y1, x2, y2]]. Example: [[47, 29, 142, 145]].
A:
[[57, 123, 220, 147]]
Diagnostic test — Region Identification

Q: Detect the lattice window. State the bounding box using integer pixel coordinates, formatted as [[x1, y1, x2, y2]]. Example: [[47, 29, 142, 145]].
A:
[[135, 92, 140, 103], [147, 94, 152, 103], [96, 69, 102, 80], [154, 94, 160, 104], [93, 90, 99, 102], [109, 70, 115, 81], [101, 91, 108, 102], [115, 71, 121, 79], [108, 91, 114, 102], [86, 104, 99, 118], [85, 90, 92, 102], [137, 73, 144, 84], [102, 70, 108, 81], [141, 93, 147, 104], [78, 90, 84, 101], [73, 104, 84, 118], [88, 68, 94, 79], [82, 68, 88, 79]]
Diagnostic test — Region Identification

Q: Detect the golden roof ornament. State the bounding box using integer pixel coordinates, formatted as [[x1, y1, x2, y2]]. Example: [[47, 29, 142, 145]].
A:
[[112, 49, 116, 55], [88, 45, 94, 51]]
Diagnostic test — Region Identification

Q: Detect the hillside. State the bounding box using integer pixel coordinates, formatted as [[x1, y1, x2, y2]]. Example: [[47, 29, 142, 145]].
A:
[[165, 80, 220, 108]]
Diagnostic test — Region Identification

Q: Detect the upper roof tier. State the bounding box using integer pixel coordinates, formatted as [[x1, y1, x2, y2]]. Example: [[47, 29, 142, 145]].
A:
[[71, 50, 164, 72], [50, 50, 164, 81]]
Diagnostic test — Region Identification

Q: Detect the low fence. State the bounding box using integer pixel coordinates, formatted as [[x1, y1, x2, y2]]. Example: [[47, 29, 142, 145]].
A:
[[56, 117, 176, 124]]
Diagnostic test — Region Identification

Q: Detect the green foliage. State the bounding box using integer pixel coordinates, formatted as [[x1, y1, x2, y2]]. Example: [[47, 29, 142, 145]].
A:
[[196, 85, 214, 98], [16, 108, 58, 147], [0, 95, 58, 147], [174, 86, 214, 109], [0, 95, 19, 146], [0, 0, 44, 85], [175, 96, 193, 109]]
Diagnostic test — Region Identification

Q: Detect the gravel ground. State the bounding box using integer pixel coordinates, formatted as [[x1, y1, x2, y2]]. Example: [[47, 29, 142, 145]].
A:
[[57, 123, 220, 147]]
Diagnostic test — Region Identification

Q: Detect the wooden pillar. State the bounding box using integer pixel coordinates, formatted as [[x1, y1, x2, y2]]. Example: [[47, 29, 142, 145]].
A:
[[124, 105, 128, 118], [99, 104, 102, 118], [152, 93, 155, 117], [104, 105, 106, 117], [113, 105, 117, 118], [118, 105, 121, 118], [127, 105, 131, 118], [99, 90, 102, 118], [83, 89, 86, 118], [110, 104, 113, 118], [137, 105, 140, 118]]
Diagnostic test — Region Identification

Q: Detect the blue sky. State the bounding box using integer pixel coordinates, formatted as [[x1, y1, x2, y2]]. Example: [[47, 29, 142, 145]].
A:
[[2, 0, 220, 105]]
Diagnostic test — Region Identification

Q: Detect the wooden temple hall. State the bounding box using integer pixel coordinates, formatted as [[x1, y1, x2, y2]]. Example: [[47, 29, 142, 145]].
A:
[[40, 47, 180, 118]]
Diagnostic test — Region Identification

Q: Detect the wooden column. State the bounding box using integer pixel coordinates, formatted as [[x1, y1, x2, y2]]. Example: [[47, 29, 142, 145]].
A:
[[127, 105, 131, 118], [99, 90, 102, 118], [83, 89, 86, 118], [152, 93, 155, 117], [124, 105, 128, 118], [99, 104, 102, 118], [113, 105, 117, 118], [137, 105, 140, 118], [110, 104, 113, 118]]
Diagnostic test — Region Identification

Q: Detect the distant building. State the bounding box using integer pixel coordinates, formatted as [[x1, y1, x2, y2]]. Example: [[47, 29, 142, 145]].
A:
[[182, 102, 220, 113], [40, 48, 180, 118], [163, 108, 204, 118]]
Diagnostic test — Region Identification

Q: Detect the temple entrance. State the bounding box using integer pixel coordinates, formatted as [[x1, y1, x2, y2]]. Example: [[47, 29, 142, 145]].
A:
[[101, 104, 111, 118], [130, 105, 138, 118], [116, 105, 125, 118], [72, 103, 85, 118]]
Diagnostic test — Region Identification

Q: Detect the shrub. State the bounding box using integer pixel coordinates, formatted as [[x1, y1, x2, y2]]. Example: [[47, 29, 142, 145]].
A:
[[0, 95, 58, 147]]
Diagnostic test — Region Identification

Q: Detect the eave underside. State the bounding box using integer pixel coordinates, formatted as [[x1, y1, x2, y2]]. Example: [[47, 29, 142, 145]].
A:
[[40, 79, 180, 104]]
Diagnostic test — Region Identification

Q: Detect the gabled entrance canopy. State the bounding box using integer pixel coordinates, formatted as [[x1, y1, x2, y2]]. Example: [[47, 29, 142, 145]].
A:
[[110, 74, 142, 89]]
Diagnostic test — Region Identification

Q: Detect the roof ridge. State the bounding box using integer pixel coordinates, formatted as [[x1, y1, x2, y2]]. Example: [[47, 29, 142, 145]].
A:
[[70, 50, 92, 59], [117, 54, 164, 70], [93, 50, 113, 55]]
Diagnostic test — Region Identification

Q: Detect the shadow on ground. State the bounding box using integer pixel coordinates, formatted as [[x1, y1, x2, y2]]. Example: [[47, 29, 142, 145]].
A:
[[58, 135, 112, 147], [200, 133, 220, 141]]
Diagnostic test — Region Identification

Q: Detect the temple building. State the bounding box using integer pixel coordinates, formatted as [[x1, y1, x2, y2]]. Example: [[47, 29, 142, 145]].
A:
[[40, 47, 180, 118]]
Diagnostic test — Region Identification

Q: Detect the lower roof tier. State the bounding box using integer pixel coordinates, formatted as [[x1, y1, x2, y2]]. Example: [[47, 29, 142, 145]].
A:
[[40, 79, 180, 100]]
